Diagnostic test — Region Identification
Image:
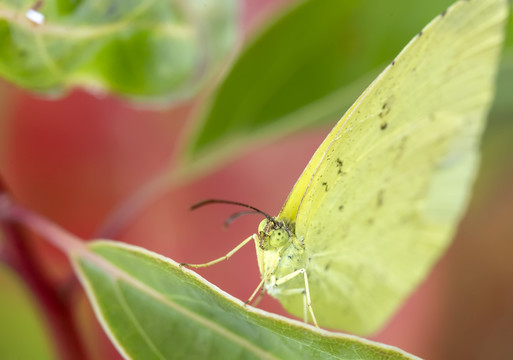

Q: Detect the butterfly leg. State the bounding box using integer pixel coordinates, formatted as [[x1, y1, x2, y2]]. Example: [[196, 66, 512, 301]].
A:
[[181, 234, 255, 268], [248, 283, 266, 307], [275, 269, 319, 328], [245, 277, 265, 306]]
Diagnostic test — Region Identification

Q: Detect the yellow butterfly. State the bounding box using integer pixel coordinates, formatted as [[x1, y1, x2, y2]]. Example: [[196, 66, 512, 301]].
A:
[[187, 0, 508, 335]]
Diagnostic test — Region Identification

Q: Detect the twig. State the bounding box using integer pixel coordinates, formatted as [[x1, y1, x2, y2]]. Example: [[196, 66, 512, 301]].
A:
[[0, 191, 87, 360]]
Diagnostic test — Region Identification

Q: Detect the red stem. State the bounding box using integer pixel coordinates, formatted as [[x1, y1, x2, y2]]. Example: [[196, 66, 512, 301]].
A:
[[0, 191, 87, 360]]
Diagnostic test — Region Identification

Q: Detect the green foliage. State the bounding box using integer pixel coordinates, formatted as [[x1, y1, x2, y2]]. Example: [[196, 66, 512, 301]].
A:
[[184, 0, 456, 167], [73, 240, 420, 360], [0, 0, 237, 101], [0, 264, 57, 360]]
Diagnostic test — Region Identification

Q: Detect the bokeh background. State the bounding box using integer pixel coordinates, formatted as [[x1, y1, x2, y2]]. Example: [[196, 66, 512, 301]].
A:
[[1, 0, 512, 359]]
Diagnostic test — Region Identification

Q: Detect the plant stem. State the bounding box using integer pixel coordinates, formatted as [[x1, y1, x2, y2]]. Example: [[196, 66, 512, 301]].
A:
[[0, 193, 87, 360]]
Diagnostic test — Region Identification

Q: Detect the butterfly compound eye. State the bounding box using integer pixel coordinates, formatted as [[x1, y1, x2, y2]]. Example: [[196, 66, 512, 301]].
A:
[[269, 228, 289, 248], [258, 219, 290, 250]]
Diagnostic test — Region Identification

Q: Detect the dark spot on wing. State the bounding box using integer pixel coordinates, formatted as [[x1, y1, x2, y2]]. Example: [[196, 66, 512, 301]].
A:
[[391, 60, 396, 66], [379, 102, 389, 117], [287, 255, 292, 260], [379, 102, 391, 130], [441, 9, 447, 17], [338, 205, 344, 211], [322, 182, 329, 192], [336, 158, 344, 174], [324, 262, 331, 271], [418, 30, 423, 37]]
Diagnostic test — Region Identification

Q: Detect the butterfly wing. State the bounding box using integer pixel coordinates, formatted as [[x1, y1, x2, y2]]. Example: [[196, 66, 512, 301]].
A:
[[276, 0, 507, 335]]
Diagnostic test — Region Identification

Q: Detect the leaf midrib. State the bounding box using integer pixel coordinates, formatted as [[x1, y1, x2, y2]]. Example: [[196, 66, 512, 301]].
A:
[[73, 244, 279, 360]]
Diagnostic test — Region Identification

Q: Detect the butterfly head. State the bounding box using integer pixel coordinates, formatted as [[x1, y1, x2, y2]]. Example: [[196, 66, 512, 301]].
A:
[[258, 218, 291, 250]]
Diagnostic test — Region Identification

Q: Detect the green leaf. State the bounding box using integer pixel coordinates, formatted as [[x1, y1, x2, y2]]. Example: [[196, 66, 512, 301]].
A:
[[479, 48, 513, 186], [482, 8, 513, 180], [493, 4, 513, 113], [184, 0, 455, 167], [506, 0, 513, 48], [494, 50, 513, 112], [0, 263, 57, 360], [0, 0, 237, 101], [73, 240, 420, 360]]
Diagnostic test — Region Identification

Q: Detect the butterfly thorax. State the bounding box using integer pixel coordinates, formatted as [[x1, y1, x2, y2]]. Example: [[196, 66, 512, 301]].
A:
[[255, 218, 306, 295]]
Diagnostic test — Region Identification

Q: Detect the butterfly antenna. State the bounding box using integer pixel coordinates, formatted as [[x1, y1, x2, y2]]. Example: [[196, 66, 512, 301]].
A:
[[224, 210, 261, 228], [191, 199, 275, 222]]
